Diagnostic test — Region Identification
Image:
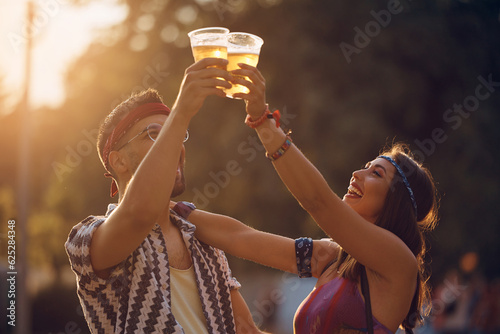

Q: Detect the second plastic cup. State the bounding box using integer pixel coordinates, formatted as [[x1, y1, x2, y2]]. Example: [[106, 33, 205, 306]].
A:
[[225, 32, 264, 98]]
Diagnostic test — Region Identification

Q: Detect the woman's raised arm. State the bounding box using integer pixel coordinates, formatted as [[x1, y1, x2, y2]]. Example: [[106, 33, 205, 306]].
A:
[[231, 64, 418, 282]]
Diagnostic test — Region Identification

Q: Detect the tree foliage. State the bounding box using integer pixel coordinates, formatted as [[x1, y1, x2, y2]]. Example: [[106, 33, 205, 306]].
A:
[[1, 0, 499, 306]]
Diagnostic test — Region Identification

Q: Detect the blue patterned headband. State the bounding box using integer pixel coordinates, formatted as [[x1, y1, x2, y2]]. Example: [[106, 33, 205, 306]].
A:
[[378, 155, 418, 216]]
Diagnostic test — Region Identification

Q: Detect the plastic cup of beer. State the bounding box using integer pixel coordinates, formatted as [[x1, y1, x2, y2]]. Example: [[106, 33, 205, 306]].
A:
[[225, 32, 264, 99], [188, 27, 229, 68]]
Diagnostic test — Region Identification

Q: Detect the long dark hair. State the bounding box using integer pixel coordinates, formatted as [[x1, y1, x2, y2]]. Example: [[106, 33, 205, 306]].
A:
[[334, 143, 439, 332]]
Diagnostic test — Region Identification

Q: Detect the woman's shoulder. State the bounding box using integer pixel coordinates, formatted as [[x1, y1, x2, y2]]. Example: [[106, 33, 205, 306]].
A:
[[312, 238, 340, 278]]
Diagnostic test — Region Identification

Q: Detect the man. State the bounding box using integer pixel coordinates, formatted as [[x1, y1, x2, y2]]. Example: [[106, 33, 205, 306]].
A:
[[65, 58, 264, 333]]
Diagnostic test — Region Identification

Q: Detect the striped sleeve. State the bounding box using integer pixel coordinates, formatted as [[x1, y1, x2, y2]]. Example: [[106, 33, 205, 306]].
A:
[[214, 248, 241, 290], [64, 216, 124, 288]]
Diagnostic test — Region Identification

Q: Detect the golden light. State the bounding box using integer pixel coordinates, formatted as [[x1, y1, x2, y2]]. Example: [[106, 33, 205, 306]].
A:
[[0, 1, 127, 110]]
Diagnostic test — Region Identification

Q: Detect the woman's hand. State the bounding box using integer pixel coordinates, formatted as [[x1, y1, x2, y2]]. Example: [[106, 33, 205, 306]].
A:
[[230, 63, 267, 119]]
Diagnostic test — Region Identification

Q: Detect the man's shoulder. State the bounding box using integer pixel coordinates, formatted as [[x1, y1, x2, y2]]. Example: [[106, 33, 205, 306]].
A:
[[73, 214, 107, 230], [68, 203, 116, 239], [66, 214, 107, 248]]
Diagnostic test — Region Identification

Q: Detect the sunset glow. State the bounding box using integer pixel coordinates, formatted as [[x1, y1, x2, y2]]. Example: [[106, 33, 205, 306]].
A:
[[0, 0, 127, 111]]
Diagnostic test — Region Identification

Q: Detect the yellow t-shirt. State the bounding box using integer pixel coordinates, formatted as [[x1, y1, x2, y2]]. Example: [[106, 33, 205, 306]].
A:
[[170, 266, 209, 334]]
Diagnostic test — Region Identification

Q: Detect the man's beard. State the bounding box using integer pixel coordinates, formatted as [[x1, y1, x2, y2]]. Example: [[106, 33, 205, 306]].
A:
[[171, 173, 186, 198], [128, 151, 186, 198]]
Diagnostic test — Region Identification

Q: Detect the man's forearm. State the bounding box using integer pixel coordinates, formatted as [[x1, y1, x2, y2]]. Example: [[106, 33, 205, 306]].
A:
[[121, 110, 190, 221]]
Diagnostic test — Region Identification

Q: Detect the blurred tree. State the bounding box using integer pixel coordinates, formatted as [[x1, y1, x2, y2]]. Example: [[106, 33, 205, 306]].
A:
[[0, 73, 17, 261], [0, 7, 498, 330]]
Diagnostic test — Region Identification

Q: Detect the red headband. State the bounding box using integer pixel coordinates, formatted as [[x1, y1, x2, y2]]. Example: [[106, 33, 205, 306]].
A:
[[103, 102, 171, 197]]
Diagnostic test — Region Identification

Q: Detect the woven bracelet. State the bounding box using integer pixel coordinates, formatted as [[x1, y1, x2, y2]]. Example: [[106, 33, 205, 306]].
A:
[[266, 135, 292, 161], [295, 237, 313, 278]]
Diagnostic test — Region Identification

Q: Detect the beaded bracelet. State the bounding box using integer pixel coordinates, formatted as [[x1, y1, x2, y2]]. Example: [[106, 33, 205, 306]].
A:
[[266, 135, 292, 161], [245, 105, 281, 128], [295, 237, 313, 278]]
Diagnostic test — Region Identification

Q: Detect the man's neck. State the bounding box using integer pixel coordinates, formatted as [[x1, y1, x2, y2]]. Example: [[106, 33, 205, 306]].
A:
[[157, 204, 174, 228], [116, 192, 173, 229]]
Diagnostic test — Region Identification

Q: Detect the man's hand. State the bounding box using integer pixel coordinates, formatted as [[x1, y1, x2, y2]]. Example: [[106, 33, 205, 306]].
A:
[[231, 290, 272, 334], [172, 58, 232, 117], [230, 63, 267, 119]]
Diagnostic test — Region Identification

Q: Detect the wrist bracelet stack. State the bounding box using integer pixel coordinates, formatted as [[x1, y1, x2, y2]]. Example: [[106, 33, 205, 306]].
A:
[[295, 237, 313, 278], [245, 104, 291, 162]]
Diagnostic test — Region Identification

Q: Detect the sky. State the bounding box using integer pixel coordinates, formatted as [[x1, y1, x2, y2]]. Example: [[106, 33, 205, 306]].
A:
[[0, 0, 128, 111]]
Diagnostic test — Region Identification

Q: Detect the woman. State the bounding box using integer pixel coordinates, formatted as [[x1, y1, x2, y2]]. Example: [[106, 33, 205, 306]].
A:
[[182, 64, 439, 333]]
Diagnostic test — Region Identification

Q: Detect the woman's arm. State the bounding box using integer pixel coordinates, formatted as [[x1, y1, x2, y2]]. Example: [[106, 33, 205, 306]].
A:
[[187, 208, 338, 278], [231, 64, 418, 282]]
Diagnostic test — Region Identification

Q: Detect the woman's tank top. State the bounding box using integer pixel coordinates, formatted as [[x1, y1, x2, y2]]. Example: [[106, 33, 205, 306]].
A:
[[294, 276, 393, 333]]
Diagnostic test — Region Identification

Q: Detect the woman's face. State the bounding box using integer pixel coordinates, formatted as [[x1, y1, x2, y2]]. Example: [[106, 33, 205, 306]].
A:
[[342, 157, 396, 223]]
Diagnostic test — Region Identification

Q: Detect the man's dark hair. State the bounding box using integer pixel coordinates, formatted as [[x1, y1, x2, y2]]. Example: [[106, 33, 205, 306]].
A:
[[97, 89, 164, 173]]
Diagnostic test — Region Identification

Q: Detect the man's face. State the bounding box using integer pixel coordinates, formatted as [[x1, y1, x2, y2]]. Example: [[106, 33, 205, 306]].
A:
[[114, 114, 186, 198]]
